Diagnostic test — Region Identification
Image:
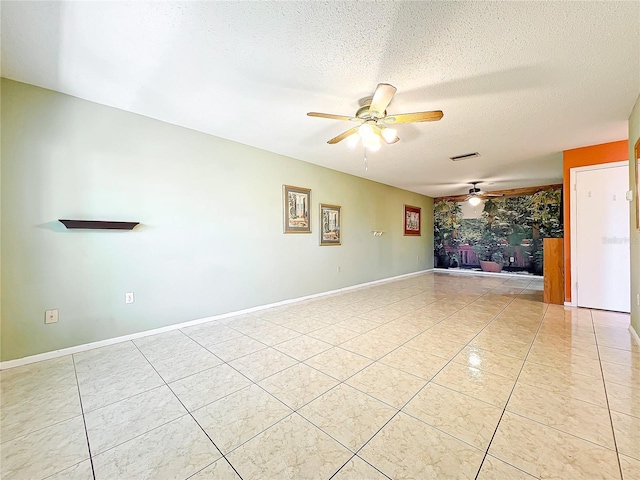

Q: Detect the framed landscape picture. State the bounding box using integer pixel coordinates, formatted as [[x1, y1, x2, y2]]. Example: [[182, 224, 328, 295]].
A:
[[283, 185, 311, 233], [320, 204, 341, 245], [404, 204, 421, 236]]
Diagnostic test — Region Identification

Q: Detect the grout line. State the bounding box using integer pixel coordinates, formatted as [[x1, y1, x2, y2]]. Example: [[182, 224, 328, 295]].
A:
[[591, 310, 626, 480], [473, 282, 548, 480], [71, 356, 97, 480]]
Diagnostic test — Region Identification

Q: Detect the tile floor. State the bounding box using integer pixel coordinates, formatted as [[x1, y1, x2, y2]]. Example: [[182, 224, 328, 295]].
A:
[[1, 272, 639, 479]]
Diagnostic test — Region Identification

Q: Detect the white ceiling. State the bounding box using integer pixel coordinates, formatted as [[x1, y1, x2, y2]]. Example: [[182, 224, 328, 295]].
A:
[[2, 1, 639, 197]]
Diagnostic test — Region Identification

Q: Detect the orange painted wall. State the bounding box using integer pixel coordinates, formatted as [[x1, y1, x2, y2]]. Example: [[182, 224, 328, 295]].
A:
[[563, 140, 629, 301]]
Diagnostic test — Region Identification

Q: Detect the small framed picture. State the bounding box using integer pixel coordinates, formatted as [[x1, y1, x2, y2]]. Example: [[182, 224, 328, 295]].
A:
[[283, 185, 311, 233], [404, 204, 421, 236], [320, 204, 341, 246]]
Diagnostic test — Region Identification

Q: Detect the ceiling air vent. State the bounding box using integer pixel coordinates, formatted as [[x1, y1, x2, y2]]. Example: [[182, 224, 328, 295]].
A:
[[449, 152, 480, 161]]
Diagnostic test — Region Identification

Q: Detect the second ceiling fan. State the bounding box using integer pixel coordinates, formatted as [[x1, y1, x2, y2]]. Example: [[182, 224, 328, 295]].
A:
[[307, 83, 443, 150]]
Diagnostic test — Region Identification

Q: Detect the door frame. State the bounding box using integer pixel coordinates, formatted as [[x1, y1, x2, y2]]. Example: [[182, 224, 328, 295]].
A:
[[570, 160, 629, 308]]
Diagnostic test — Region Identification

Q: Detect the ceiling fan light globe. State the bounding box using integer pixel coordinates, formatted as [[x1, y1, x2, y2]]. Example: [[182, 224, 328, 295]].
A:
[[468, 196, 482, 207], [347, 133, 360, 148], [367, 142, 381, 152], [359, 123, 375, 139], [362, 133, 380, 149], [381, 127, 398, 143]]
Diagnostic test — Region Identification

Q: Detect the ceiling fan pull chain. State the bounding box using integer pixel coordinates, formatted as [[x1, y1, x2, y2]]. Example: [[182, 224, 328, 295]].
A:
[[363, 146, 368, 172]]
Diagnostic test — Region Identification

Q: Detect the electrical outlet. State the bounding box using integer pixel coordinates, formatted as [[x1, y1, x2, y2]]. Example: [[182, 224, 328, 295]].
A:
[[45, 309, 58, 324], [509, 256, 515, 263], [637, 293, 639, 306], [125, 292, 135, 304], [337, 266, 341, 273]]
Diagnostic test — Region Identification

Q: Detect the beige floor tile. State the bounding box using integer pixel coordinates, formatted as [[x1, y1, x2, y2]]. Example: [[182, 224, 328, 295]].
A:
[[404, 383, 503, 449], [150, 346, 223, 383], [605, 381, 640, 418], [299, 383, 397, 452], [476, 455, 538, 479], [308, 325, 360, 345], [258, 363, 338, 409], [601, 360, 640, 388], [467, 335, 531, 359], [78, 363, 164, 412], [92, 415, 220, 480], [598, 345, 640, 367], [285, 317, 330, 334], [46, 460, 93, 480], [190, 458, 242, 479], [181, 321, 244, 345], [611, 410, 640, 460], [332, 457, 390, 479], [206, 335, 267, 361], [339, 333, 400, 360], [229, 347, 298, 382], [85, 385, 187, 455], [274, 335, 333, 361], [304, 347, 373, 381], [192, 384, 292, 453], [507, 383, 615, 449], [620, 454, 640, 480], [358, 413, 484, 480], [526, 345, 602, 378], [518, 361, 608, 407], [379, 346, 448, 380], [0, 382, 81, 442], [334, 317, 382, 333], [226, 413, 352, 480], [453, 345, 524, 379], [73, 342, 149, 382], [489, 412, 620, 480], [433, 362, 515, 408], [169, 363, 252, 411], [247, 324, 301, 346], [133, 330, 204, 363], [346, 363, 427, 408], [403, 333, 466, 360], [1, 356, 77, 402], [0, 416, 89, 480]]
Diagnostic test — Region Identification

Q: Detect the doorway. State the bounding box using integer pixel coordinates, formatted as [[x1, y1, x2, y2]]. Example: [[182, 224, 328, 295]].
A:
[[572, 162, 630, 312]]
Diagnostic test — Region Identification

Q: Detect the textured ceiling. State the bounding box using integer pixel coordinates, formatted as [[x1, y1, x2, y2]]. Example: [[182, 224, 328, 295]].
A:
[[2, 1, 639, 197]]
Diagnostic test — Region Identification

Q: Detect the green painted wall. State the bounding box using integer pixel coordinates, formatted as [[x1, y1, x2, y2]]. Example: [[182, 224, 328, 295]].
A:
[[629, 94, 640, 338], [0, 79, 434, 362]]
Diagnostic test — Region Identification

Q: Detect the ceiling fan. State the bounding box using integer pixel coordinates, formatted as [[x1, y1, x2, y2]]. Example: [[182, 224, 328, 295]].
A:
[[307, 83, 443, 151], [464, 182, 504, 206]]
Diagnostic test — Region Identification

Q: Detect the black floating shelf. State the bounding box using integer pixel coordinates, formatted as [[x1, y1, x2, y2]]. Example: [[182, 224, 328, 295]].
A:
[[58, 219, 140, 230]]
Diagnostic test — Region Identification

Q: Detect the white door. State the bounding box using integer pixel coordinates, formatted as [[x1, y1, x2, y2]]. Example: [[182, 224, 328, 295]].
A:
[[575, 164, 630, 312]]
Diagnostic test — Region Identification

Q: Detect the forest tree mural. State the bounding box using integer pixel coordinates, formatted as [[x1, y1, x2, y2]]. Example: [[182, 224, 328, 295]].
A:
[[434, 187, 563, 275]]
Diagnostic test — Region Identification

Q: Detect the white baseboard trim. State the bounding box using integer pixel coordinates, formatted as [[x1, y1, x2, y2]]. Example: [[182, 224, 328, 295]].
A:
[[564, 301, 576, 307], [433, 268, 542, 280], [0, 268, 435, 370], [630, 325, 640, 347]]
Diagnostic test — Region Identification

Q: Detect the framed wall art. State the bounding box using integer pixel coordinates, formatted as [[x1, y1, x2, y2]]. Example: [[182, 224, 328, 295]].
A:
[[320, 204, 341, 246], [404, 204, 421, 236], [283, 185, 311, 233]]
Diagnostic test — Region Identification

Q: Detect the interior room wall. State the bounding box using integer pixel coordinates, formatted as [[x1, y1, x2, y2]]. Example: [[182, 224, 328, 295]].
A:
[[629, 94, 640, 338], [1, 79, 434, 362], [562, 140, 629, 302]]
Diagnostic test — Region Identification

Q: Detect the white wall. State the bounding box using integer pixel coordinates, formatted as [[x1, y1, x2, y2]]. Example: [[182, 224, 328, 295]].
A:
[[629, 93, 640, 338], [1, 79, 434, 361]]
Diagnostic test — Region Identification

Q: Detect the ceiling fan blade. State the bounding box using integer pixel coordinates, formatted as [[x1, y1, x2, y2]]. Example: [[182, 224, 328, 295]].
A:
[[327, 126, 360, 144], [369, 83, 397, 118], [307, 112, 355, 121], [482, 193, 505, 197], [384, 110, 444, 124]]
